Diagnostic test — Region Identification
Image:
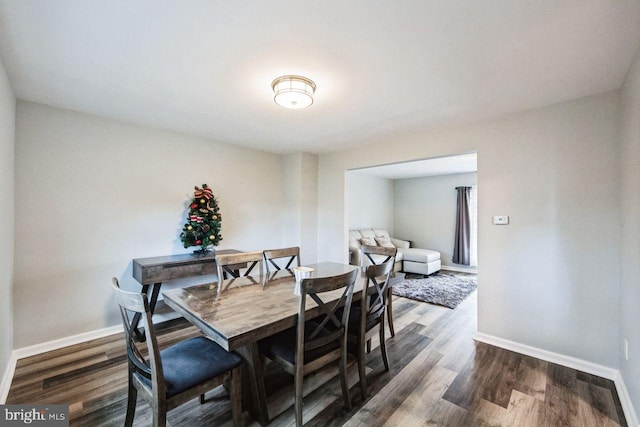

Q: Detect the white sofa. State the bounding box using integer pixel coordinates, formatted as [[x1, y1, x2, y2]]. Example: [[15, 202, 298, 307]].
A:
[[349, 228, 441, 275]]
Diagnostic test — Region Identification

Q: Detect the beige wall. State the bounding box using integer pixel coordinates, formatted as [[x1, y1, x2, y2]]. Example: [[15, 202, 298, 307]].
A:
[[318, 92, 620, 367], [282, 152, 318, 265], [348, 172, 394, 232], [299, 153, 319, 264], [0, 55, 15, 388], [619, 46, 640, 414], [13, 101, 287, 347]]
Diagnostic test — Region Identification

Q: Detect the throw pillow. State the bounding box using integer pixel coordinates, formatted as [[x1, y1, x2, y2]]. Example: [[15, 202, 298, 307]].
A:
[[360, 237, 377, 246], [375, 237, 395, 248]]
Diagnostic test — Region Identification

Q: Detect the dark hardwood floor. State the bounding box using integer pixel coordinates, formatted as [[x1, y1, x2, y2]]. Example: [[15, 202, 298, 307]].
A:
[[7, 273, 627, 426]]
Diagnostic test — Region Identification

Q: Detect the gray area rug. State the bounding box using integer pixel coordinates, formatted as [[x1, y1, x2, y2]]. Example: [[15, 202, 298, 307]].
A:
[[392, 272, 477, 309]]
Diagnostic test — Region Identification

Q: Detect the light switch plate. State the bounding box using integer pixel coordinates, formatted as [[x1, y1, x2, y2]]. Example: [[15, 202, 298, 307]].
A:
[[493, 215, 509, 225]]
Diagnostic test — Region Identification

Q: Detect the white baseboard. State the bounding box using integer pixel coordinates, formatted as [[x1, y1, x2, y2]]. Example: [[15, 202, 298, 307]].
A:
[[441, 265, 477, 273], [613, 370, 640, 427], [474, 332, 639, 427], [0, 352, 17, 404]]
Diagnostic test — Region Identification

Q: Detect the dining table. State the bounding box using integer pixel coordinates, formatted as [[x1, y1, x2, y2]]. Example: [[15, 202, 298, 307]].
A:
[[162, 261, 402, 425]]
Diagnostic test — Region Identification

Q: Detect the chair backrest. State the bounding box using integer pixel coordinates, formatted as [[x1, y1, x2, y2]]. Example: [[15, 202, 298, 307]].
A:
[[360, 245, 397, 268], [361, 259, 394, 327], [215, 251, 263, 295], [111, 278, 164, 398], [263, 246, 301, 275], [297, 269, 358, 363], [216, 251, 263, 278]]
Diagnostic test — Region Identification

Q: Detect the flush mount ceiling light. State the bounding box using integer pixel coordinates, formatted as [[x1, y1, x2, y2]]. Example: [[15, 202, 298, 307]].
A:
[[271, 75, 316, 109]]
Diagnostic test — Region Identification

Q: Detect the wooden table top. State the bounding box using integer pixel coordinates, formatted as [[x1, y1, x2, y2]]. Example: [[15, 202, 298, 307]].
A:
[[162, 262, 361, 351], [132, 249, 242, 285], [132, 249, 243, 268]]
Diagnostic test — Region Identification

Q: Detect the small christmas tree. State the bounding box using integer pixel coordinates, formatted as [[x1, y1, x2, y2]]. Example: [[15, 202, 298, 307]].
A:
[[180, 184, 222, 254]]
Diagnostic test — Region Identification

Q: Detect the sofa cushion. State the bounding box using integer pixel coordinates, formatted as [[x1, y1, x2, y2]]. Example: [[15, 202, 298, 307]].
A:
[[360, 237, 377, 246], [375, 236, 395, 248], [401, 248, 441, 263]]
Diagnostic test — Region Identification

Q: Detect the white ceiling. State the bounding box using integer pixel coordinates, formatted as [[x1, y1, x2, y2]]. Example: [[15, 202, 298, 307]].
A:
[[350, 153, 477, 180], [0, 1, 639, 154]]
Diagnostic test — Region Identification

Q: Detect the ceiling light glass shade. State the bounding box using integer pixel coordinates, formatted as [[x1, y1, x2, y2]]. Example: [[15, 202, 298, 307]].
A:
[[271, 75, 316, 109]]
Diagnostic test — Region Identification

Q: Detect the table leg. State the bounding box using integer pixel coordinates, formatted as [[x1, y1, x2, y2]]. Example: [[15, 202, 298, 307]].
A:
[[147, 282, 162, 313], [236, 343, 269, 426], [131, 284, 149, 341], [131, 282, 162, 341]]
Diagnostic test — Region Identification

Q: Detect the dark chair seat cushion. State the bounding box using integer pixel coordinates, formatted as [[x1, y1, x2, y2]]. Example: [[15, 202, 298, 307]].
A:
[[142, 336, 242, 398], [259, 321, 340, 365]]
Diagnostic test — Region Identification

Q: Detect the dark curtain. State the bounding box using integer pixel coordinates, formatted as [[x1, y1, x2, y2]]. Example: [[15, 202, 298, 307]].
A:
[[453, 186, 471, 265]]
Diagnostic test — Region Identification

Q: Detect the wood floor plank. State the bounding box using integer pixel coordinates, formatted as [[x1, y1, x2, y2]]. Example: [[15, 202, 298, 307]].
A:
[[545, 383, 579, 426], [462, 397, 507, 427], [343, 349, 442, 426], [548, 361, 578, 389], [461, 389, 545, 427], [442, 343, 505, 409], [513, 354, 547, 402], [502, 390, 545, 427], [43, 354, 128, 390], [486, 348, 521, 408], [376, 366, 465, 427]]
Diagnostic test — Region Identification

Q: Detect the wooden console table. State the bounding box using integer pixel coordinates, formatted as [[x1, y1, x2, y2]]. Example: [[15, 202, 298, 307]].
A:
[[131, 249, 240, 340]]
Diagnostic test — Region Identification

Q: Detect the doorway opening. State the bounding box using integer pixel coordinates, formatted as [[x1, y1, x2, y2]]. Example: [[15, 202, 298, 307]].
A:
[[347, 152, 478, 273]]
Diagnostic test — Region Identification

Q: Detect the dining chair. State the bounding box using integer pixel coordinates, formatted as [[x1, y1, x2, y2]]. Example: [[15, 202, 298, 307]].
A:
[[263, 246, 301, 275], [347, 259, 394, 400], [360, 245, 398, 337], [111, 278, 243, 427], [215, 250, 263, 296], [258, 268, 358, 426]]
